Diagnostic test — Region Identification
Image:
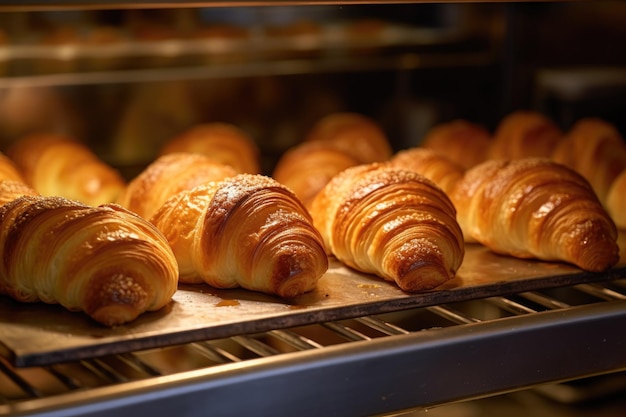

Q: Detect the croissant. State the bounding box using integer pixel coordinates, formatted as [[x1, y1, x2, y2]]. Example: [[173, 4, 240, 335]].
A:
[[0, 152, 26, 183], [450, 158, 619, 272], [309, 163, 464, 292], [272, 141, 360, 210], [0, 179, 38, 206], [552, 117, 626, 203], [387, 148, 465, 196], [421, 119, 491, 169], [489, 110, 563, 160], [305, 112, 393, 163], [159, 122, 261, 174], [116, 152, 237, 219], [606, 168, 626, 230], [6, 133, 126, 206], [0, 196, 179, 326], [150, 173, 328, 298]]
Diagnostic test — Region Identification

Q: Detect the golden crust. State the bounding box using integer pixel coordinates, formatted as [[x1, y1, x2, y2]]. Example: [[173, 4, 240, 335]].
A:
[[6, 134, 126, 206], [388, 147, 465, 196], [552, 117, 626, 203], [151, 173, 328, 298], [450, 158, 619, 272], [0, 196, 179, 326], [309, 163, 464, 292], [606, 168, 626, 230], [421, 119, 492, 169], [0, 179, 38, 206], [305, 112, 393, 163], [272, 141, 360, 210], [160, 122, 261, 174], [489, 110, 563, 160], [0, 152, 26, 183], [117, 152, 237, 220]]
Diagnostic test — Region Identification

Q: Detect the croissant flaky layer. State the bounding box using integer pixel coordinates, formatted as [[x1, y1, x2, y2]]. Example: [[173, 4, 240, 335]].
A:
[[309, 163, 464, 292], [116, 152, 237, 220], [305, 112, 393, 164], [489, 110, 563, 160], [0, 196, 179, 326], [421, 119, 492, 169], [6, 134, 126, 206], [150, 174, 328, 298], [272, 141, 359, 210], [387, 147, 465, 196], [552, 117, 626, 203], [451, 158, 619, 272], [0, 179, 38, 206], [159, 122, 261, 174]]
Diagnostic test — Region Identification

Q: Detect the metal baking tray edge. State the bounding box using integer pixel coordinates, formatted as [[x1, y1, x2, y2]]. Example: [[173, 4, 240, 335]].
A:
[[1, 234, 625, 368]]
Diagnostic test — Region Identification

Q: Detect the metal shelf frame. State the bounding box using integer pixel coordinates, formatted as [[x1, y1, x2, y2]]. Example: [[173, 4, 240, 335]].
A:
[[2, 281, 626, 417]]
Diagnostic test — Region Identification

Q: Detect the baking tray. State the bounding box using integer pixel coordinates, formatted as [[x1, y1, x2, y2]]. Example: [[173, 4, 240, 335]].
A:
[[2, 232, 626, 368]]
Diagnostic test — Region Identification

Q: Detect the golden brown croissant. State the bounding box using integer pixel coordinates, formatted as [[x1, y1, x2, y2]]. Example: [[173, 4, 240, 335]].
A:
[[272, 141, 360, 210], [0, 152, 26, 183], [551, 117, 626, 203], [0, 196, 179, 326], [0, 179, 38, 206], [450, 158, 619, 272], [387, 148, 465, 196], [116, 152, 237, 220], [309, 163, 464, 292], [305, 112, 393, 163], [489, 110, 563, 160], [6, 133, 126, 206], [159, 122, 261, 174], [150, 173, 328, 298], [421, 119, 492, 169], [606, 168, 626, 230]]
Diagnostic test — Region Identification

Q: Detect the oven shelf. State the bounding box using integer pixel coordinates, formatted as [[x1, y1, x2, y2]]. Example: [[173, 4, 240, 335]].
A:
[[2, 279, 626, 417]]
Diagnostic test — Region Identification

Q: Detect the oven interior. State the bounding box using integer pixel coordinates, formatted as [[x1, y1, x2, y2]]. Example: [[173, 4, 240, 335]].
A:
[[1, 1, 626, 416]]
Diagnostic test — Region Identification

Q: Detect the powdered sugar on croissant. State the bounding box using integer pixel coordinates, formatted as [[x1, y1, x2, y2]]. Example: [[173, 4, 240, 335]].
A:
[[150, 174, 328, 298]]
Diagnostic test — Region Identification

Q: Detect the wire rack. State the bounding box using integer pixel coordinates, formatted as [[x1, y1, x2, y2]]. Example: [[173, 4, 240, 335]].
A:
[[2, 278, 626, 417]]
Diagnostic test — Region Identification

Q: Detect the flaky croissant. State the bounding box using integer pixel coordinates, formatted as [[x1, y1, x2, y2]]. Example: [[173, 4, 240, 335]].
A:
[[305, 112, 393, 163], [387, 148, 465, 196], [0, 153, 34, 206], [272, 141, 360, 210], [489, 110, 563, 160], [159, 122, 261, 174], [551, 117, 626, 203], [116, 152, 237, 219], [309, 163, 464, 292], [0, 196, 179, 326], [450, 158, 619, 272], [421, 119, 491, 169], [0, 152, 26, 183], [6, 133, 126, 206], [150, 173, 328, 298], [606, 168, 626, 230], [0, 179, 37, 206]]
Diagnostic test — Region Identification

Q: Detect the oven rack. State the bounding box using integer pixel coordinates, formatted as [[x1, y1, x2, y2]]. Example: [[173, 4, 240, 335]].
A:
[[2, 278, 626, 417]]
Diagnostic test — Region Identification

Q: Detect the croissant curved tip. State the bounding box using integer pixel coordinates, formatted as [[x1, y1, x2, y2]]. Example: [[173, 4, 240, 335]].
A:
[[85, 274, 151, 326], [89, 305, 144, 327], [393, 264, 455, 292], [271, 252, 328, 298]]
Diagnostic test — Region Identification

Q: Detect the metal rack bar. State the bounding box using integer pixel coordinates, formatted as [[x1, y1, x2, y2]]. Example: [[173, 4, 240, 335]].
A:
[[0, 358, 42, 399], [3, 298, 625, 417], [518, 291, 571, 310], [427, 304, 482, 324], [267, 330, 324, 350]]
